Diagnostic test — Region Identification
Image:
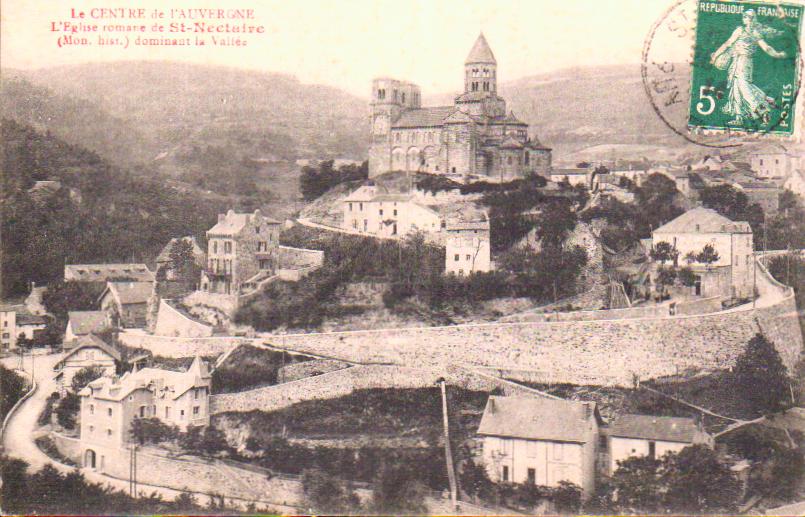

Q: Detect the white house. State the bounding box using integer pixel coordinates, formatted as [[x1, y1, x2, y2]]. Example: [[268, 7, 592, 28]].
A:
[[0, 306, 17, 351], [477, 396, 602, 497], [54, 334, 121, 395], [605, 414, 713, 474], [445, 208, 491, 275], [78, 357, 211, 471], [750, 147, 799, 179], [65, 311, 112, 345], [652, 207, 754, 299], [343, 185, 443, 237]]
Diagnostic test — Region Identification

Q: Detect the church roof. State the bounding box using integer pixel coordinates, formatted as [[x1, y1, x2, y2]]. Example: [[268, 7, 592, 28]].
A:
[[490, 111, 528, 126], [465, 33, 496, 64], [392, 106, 456, 128], [455, 91, 495, 103]]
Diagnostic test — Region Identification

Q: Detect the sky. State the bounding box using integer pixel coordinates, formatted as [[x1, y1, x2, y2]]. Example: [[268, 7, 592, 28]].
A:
[[1, 0, 672, 96]]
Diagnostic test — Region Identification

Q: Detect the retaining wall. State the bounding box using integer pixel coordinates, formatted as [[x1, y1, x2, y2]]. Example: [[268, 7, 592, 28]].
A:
[[276, 358, 350, 383], [153, 299, 214, 338], [121, 264, 803, 389], [210, 364, 553, 414]]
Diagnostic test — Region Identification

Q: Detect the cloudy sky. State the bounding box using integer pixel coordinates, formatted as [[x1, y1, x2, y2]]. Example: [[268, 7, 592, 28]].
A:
[[2, 0, 674, 96]]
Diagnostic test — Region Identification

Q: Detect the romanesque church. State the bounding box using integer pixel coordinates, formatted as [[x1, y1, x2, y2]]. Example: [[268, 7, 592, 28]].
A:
[[368, 33, 552, 180]]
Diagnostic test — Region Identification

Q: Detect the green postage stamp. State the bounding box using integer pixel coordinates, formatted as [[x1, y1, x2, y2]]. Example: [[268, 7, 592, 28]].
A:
[[689, 0, 803, 135]]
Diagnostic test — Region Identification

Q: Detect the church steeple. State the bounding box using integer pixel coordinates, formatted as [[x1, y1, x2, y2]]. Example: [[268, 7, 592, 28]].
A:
[[464, 33, 497, 95], [465, 33, 496, 65]]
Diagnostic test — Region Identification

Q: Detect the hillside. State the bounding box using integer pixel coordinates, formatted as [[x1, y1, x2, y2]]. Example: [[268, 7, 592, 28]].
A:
[[1, 119, 230, 297], [7, 62, 369, 165]]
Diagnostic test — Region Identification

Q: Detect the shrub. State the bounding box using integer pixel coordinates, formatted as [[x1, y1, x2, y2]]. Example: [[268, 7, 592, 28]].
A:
[[734, 333, 791, 415], [55, 392, 80, 430], [37, 392, 60, 426], [130, 418, 178, 445], [70, 366, 104, 393]]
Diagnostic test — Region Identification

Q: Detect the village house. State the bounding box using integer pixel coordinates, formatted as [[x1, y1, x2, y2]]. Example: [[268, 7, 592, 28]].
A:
[[54, 334, 121, 395], [550, 168, 589, 187], [78, 357, 211, 471], [98, 282, 152, 329], [445, 207, 491, 275], [602, 414, 713, 474], [476, 396, 602, 497], [369, 34, 551, 179], [200, 209, 281, 296], [0, 304, 48, 351], [64, 263, 154, 283], [732, 178, 782, 216], [750, 146, 799, 179], [65, 311, 112, 345], [651, 207, 754, 299], [342, 185, 443, 237], [0, 306, 16, 351]]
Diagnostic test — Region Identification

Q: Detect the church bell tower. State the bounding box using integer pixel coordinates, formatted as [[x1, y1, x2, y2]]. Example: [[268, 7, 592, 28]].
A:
[[464, 33, 497, 95]]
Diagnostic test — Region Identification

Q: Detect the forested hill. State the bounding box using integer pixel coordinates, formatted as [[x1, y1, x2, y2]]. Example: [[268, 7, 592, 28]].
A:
[[1, 119, 228, 297]]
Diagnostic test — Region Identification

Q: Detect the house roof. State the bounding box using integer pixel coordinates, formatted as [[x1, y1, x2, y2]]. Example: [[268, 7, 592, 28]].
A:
[[465, 33, 496, 64], [56, 334, 122, 368], [653, 207, 751, 234], [101, 282, 153, 306], [477, 396, 599, 443], [344, 185, 384, 202], [607, 414, 702, 443], [81, 356, 211, 401], [392, 106, 456, 128], [208, 209, 280, 235], [64, 263, 154, 283], [68, 311, 110, 335]]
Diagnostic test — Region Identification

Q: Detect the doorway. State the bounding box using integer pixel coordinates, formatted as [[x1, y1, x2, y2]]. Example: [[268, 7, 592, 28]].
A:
[[84, 449, 96, 469]]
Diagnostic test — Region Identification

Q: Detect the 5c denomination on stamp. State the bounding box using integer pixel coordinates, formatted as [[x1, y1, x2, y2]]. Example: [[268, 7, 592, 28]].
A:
[[689, 0, 803, 135]]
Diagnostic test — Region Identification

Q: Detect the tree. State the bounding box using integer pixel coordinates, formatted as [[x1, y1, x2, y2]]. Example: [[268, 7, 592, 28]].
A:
[[696, 244, 720, 268], [42, 280, 106, 324], [661, 445, 740, 514], [70, 366, 104, 393], [699, 184, 765, 237], [0, 365, 29, 422], [368, 464, 428, 515], [167, 238, 202, 288], [677, 266, 697, 288], [610, 455, 664, 514], [536, 199, 577, 247], [55, 392, 80, 429], [552, 481, 582, 514], [650, 241, 677, 265], [655, 266, 677, 297], [301, 469, 360, 514], [683, 250, 698, 265], [130, 418, 178, 445], [459, 460, 494, 500], [734, 333, 791, 414]]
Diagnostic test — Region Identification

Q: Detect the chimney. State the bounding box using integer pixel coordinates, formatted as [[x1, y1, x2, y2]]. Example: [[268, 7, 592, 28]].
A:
[[488, 397, 496, 413]]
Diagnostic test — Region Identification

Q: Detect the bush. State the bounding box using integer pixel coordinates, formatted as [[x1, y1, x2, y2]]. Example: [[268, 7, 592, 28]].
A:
[[55, 392, 80, 429], [301, 469, 360, 514], [70, 366, 104, 393], [130, 418, 178, 445], [37, 392, 60, 426], [300, 160, 368, 201], [734, 333, 791, 415], [0, 365, 28, 422]]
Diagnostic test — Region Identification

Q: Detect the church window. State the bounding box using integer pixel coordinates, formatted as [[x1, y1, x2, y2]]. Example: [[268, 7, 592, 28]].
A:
[[483, 82, 489, 91], [451, 167, 456, 173], [507, 156, 513, 165], [525, 153, 530, 165], [402, 92, 406, 103]]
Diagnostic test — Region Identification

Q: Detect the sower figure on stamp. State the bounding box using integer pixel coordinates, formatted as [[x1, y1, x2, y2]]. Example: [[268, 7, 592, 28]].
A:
[[710, 9, 787, 126]]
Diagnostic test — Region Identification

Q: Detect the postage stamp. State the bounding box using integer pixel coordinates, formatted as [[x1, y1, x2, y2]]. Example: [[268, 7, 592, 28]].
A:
[[688, 0, 803, 135]]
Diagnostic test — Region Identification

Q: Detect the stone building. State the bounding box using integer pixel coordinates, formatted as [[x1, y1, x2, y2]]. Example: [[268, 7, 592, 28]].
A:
[[54, 334, 121, 395], [445, 207, 491, 275], [477, 396, 602, 497], [602, 414, 713, 474], [651, 207, 754, 299], [750, 145, 799, 178], [98, 282, 152, 329], [342, 185, 443, 237], [368, 33, 551, 180], [78, 357, 211, 471], [200, 209, 281, 295]]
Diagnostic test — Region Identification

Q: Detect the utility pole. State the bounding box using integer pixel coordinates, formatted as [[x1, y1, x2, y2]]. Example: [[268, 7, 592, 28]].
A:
[[438, 378, 458, 510], [129, 444, 138, 497]]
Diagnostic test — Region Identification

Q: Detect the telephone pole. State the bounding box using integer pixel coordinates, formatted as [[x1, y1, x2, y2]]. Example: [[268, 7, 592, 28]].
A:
[[438, 378, 458, 510]]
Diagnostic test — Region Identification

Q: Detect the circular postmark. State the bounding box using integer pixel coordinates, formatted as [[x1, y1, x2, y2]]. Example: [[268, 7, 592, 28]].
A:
[[642, 0, 803, 148]]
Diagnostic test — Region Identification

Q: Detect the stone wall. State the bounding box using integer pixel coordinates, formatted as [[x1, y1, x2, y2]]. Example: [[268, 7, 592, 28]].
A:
[[153, 299, 214, 338], [210, 364, 555, 414], [277, 358, 350, 383], [278, 246, 324, 269], [118, 332, 244, 357]]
